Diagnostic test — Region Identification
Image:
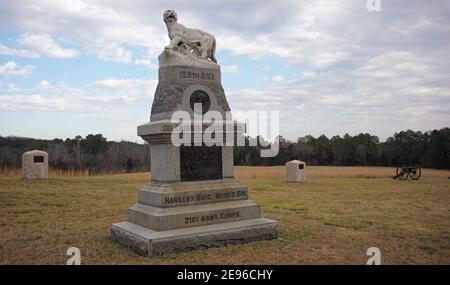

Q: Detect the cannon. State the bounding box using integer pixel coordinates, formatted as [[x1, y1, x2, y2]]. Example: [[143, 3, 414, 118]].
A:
[[393, 166, 421, 180]]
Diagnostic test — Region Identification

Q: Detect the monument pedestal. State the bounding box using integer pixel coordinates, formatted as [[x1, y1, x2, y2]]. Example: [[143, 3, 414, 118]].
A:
[[111, 49, 279, 256], [111, 177, 279, 256], [112, 218, 278, 256]]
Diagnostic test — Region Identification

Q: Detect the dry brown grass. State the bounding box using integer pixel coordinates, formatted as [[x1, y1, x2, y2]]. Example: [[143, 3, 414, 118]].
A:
[[3, 165, 446, 179], [49, 168, 91, 177], [235, 165, 450, 179], [0, 166, 449, 265], [0, 166, 21, 177], [0, 166, 91, 177]]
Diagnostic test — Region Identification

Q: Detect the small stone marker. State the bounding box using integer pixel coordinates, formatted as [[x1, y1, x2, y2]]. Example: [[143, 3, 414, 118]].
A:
[[21, 150, 48, 179], [286, 160, 306, 182]]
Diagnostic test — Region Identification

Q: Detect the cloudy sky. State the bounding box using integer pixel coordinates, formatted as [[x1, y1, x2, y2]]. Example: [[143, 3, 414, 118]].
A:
[[0, 0, 449, 142]]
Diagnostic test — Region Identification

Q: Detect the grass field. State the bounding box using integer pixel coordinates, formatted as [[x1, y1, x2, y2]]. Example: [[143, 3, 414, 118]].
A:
[[0, 166, 449, 264]]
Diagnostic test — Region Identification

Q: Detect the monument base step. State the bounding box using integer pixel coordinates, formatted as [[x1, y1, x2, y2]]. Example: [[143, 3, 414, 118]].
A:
[[111, 218, 279, 257]]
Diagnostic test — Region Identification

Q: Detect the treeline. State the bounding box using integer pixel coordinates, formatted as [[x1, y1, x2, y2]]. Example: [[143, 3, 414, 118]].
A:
[[1, 128, 449, 174], [0, 134, 150, 174], [234, 128, 450, 169]]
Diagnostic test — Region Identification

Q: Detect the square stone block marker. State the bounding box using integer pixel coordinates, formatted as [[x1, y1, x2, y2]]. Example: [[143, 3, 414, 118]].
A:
[[286, 160, 306, 182], [21, 150, 48, 179]]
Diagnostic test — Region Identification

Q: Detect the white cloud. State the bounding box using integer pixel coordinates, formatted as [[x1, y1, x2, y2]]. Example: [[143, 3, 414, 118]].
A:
[[90, 42, 132, 63], [134, 58, 157, 69], [0, 33, 79, 58], [17, 33, 79, 58], [222, 65, 239, 74], [36, 80, 51, 90], [0, 1, 161, 63], [6, 83, 21, 92], [91, 78, 156, 91], [0, 78, 157, 120], [0, 61, 35, 76], [0, 43, 39, 57], [0, 61, 18, 75], [272, 74, 284, 82]]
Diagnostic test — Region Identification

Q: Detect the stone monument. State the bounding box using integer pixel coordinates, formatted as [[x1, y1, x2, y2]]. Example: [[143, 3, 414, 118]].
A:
[[286, 160, 306, 182], [21, 150, 48, 179], [111, 10, 279, 256]]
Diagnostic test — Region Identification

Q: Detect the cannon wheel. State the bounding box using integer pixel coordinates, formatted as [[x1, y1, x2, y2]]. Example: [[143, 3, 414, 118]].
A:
[[408, 167, 421, 180], [396, 167, 409, 180]]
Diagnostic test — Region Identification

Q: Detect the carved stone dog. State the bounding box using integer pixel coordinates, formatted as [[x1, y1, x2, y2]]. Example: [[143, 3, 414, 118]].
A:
[[163, 10, 217, 63]]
